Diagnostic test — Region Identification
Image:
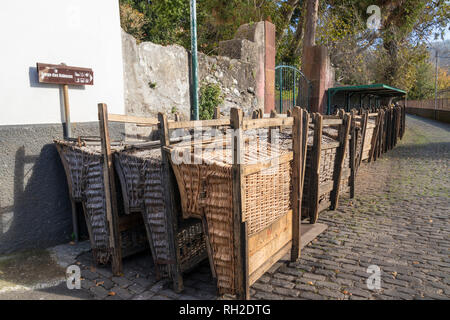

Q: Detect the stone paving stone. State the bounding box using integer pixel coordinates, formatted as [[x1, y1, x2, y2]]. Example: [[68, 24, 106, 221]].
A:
[[151, 295, 173, 300], [271, 278, 296, 289], [132, 290, 155, 300], [89, 285, 109, 299], [294, 284, 317, 292], [301, 273, 326, 281], [112, 276, 133, 288], [299, 291, 325, 300], [81, 279, 96, 290], [95, 267, 113, 278], [128, 283, 146, 295], [252, 282, 273, 293], [97, 278, 114, 290], [111, 286, 133, 300], [81, 269, 99, 281], [158, 288, 182, 300], [272, 287, 300, 298], [318, 288, 345, 300], [133, 276, 156, 289]]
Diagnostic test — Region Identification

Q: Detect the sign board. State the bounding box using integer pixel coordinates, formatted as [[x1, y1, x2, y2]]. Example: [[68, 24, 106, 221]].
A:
[[36, 63, 94, 86]]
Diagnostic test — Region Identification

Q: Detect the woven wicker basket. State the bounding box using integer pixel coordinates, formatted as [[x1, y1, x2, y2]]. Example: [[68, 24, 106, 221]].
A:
[[54, 140, 148, 265], [169, 130, 294, 295], [301, 113, 354, 223], [114, 147, 208, 279]]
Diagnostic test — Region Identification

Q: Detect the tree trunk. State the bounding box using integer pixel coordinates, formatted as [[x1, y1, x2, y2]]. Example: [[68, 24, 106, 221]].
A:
[[286, 8, 305, 62], [302, 0, 319, 55]]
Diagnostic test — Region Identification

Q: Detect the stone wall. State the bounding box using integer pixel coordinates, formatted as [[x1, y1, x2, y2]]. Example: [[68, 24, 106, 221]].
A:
[[122, 30, 259, 124]]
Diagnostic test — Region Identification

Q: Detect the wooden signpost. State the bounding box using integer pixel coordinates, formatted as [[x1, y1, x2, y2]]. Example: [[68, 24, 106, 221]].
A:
[[36, 63, 94, 138]]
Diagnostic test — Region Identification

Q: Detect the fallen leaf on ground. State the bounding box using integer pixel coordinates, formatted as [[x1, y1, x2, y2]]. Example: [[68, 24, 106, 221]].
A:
[[108, 291, 116, 296], [308, 281, 314, 286], [96, 281, 104, 286]]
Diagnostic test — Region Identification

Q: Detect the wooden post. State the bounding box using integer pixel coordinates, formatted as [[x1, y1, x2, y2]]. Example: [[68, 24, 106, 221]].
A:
[[230, 107, 248, 300], [291, 107, 303, 261], [301, 109, 309, 201], [358, 111, 368, 170], [63, 84, 71, 139], [214, 107, 221, 119], [158, 112, 184, 293], [98, 103, 122, 276], [331, 113, 351, 210], [71, 201, 79, 242], [369, 111, 381, 163], [349, 112, 356, 199], [309, 113, 322, 224], [268, 109, 278, 150]]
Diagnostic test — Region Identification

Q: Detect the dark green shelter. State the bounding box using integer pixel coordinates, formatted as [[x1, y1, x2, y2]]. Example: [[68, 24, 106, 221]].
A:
[[327, 84, 407, 115]]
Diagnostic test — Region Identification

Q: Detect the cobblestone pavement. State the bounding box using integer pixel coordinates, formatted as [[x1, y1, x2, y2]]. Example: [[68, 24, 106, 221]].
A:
[[73, 115, 450, 300]]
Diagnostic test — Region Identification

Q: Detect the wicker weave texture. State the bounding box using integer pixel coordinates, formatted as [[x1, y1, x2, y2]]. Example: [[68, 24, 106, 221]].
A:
[[54, 141, 148, 264], [170, 133, 293, 295], [115, 148, 208, 277]]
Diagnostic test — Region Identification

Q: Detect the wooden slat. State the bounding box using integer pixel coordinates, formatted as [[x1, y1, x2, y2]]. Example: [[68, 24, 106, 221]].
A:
[[300, 109, 309, 210], [349, 111, 356, 199], [243, 117, 293, 130], [331, 112, 351, 210], [291, 107, 302, 261], [168, 118, 230, 129], [158, 112, 183, 292], [248, 212, 292, 283], [368, 111, 382, 163], [322, 118, 343, 126], [243, 152, 293, 176], [98, 103, 123, 275], [309, 113, 323, 224], [108, 113, 159, 125], [358, 111, 369, 169], [230, 108, 248, 300]]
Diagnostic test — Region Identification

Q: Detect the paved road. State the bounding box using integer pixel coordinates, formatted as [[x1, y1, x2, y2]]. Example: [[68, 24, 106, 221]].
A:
[[250, 114, 450, 300], [1, 114, 448, 300]]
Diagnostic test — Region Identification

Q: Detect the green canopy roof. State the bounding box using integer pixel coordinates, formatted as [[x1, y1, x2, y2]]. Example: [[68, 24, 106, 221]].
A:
[[328, 83, 406, 96], [327, 84, 407, 114]]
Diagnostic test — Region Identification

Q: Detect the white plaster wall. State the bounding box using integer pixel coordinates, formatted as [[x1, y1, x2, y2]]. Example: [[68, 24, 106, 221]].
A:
[[0, 0, 125, 125]]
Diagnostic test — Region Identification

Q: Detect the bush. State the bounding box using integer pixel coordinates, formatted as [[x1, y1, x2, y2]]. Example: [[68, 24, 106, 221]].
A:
[[119, 3, 147, 42], [199, 83, 223, 120]]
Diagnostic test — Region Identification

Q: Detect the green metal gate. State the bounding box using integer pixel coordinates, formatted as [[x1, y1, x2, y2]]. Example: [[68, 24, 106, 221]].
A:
[[275, 65, 311, 113]]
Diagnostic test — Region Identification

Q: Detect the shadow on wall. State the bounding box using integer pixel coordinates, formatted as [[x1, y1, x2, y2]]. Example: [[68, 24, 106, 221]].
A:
[[0, 144, 72, 254]]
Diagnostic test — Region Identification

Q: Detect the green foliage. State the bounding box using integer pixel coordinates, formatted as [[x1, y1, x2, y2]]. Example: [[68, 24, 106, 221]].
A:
[[408, 62, 435, 100], [119, 0, 449, 96], [199, 83, 223, 120], [119, 3, 147, 42]]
